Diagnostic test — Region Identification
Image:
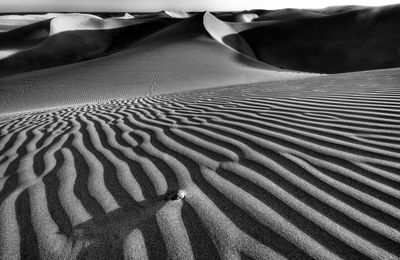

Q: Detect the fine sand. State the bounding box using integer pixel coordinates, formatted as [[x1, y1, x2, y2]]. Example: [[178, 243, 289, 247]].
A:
[[1, 67, 400, 259], [0, 12, 313, 115], [1, 5, 400, 260]]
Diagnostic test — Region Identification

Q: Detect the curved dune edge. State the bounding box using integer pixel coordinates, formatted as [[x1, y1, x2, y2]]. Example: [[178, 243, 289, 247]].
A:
[[0, 49, 19, 60], [203, 11, 258, 60], [0, 13, 59, 32], [0, 13, 180, 78], [49, 13, 149, 36], [203, 12, 310, 73], [0, 13, 150, 65], [0, 12, 141, 36], [164, 10, 191, 19], [1, 12, 306, 77], [237, 4, 400, 74], [0, 70, 400, 259]]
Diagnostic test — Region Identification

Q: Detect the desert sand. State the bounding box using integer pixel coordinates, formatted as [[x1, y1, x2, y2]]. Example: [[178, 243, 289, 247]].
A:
[[0, 5, 400, 260]]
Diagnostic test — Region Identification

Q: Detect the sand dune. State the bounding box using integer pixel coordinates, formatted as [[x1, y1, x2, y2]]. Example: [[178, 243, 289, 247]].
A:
[[203, 12, 259, 59], [202, 5, 400, 74], [164, 11, 191, 19], [314, 5, 368, 15], [1, 6, 400, 259], [236, 4, 400, 73], [218, 12, 260, 23], [0, 18, 50, 60], [1, 5, 399, 111], [2, 5, 400, 79], [0, 13, 312, 115], [0, 13, 178, 77], [0, 13, 59, 32], [253, 8, 327, 20], [0, 67, 400, 259], [234, 13, 259, 23], [48, 13, 151, 35]]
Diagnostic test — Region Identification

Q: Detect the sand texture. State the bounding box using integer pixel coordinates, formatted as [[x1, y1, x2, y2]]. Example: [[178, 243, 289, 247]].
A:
[[2, 5, 400, 113], [0, 68, 400, 259], [0, 12, 315, 115], [1, 5, 400, 260]]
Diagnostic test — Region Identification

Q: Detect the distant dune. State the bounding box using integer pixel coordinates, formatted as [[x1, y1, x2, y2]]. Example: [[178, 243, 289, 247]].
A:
[[0, 13, 175, 77], [0, 12, 312, 114], [1, 5, 400, 260], [0, 13, 59, 32], [0, 5, 399, 78], [234, 4, 400, 73], [0, 5, 400, 80], [163, 11, 191, 19]]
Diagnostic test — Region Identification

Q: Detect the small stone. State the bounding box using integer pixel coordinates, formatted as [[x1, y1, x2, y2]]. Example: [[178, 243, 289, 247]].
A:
[[164, 189, 186, 201], [175, 190, 186, 200]]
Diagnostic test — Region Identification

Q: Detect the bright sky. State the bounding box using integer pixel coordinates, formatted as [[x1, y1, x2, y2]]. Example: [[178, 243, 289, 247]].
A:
[[0, 0, 398, 12]]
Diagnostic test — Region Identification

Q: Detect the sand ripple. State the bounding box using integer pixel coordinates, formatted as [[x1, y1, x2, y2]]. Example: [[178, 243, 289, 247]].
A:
[[0, 80, 400, 259]]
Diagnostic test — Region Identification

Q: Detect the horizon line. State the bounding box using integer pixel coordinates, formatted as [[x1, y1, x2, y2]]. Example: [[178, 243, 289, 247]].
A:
[[0, 1, 398, 13]]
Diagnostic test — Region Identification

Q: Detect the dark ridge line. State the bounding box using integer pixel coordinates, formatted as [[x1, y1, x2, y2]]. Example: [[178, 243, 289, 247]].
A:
[[65, 135, 106, 217], [85, 113, 158, 201], [195, 116, 400, 205], [75, 114, 149, 208], [213, 166, 370, 258], [42, 149, 74, 235]]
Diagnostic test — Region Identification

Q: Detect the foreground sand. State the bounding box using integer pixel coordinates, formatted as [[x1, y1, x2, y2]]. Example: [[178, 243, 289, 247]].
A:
[[0, 68, 399, 259]]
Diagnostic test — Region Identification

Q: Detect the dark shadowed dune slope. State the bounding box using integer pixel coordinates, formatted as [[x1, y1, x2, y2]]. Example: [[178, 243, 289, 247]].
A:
[[0, 19, 50, 46], [0, 16, 178, 77], [253, 8, 327, 21], [232, 4, 400, 73]]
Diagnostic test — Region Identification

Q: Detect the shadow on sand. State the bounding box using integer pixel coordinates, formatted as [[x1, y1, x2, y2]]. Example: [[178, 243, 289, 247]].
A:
[[71, 190, 181, 259]]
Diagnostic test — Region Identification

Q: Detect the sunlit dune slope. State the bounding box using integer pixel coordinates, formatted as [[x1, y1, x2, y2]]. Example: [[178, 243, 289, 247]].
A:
[[0, 13, 311, 115], [0, 13, 59, 32], [163, 11, 191, 19], [0, 13, 177, 77]]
